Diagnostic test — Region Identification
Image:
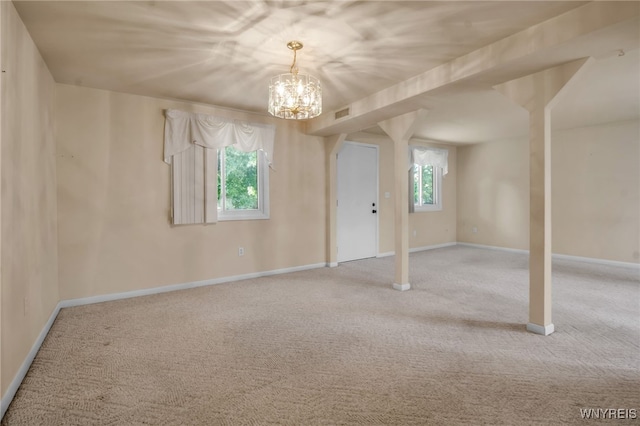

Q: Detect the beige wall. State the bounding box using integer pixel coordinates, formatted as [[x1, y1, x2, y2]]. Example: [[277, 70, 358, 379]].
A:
[[1, 2, 59, 396], [408, 140, 457, 251], [56, 84, 327, 300], [457, 134, 529, 250], [346, 133, 458, 255], [457, 119, 640, 264], [552, 120, 639, 263]]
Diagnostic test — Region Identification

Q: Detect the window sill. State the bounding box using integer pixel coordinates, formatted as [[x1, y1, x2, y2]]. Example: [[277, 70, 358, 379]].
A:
[[414, 205, 442, 212], [218, 211, 270, 221]]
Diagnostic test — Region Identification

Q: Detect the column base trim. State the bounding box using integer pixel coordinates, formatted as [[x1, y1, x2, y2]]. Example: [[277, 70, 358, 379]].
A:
[[392, 283, 411, 291], [526, 322, 555, 335]]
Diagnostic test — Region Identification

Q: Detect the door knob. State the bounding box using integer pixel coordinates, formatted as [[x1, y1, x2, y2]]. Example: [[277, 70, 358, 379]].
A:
[[372, 209, 377, 214]]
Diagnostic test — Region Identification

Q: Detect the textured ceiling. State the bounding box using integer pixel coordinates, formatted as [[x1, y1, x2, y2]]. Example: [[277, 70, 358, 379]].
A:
[[13, 1, 640, 143]]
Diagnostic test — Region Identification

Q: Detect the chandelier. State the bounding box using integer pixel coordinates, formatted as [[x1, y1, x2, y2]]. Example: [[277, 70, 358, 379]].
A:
[[268, 41, 322, 120]]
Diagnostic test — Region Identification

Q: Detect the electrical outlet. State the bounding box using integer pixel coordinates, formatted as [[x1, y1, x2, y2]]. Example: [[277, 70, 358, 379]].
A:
[[238, 247, 245, 256], [413, 230, 417, 237], [472, 227, 478, 234]]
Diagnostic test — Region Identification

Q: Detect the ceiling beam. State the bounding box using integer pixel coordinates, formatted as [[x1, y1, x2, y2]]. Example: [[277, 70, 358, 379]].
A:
[[305, 1, 639, 136]]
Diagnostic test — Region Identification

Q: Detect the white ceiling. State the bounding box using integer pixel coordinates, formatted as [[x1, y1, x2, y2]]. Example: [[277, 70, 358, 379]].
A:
[[13, 1, 640, 143]]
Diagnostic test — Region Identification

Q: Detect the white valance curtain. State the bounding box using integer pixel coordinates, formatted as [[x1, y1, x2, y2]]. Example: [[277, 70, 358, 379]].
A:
[[410, 146, 449, 175], [408, 146, 449, 213], [163, 109, 275, 167], [163, 109, 276, 225]]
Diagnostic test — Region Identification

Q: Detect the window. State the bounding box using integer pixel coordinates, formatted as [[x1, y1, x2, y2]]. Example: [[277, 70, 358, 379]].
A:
[[410, 146, 448, 213], [164, 109, 275, 225], [413, 164, 443, 211], [217, 145, 269, 220]]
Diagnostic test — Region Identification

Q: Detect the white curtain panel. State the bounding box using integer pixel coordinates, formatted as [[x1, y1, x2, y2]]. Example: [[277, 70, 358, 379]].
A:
[[170, 145, 217, 225], [164, 109, 276, 225]]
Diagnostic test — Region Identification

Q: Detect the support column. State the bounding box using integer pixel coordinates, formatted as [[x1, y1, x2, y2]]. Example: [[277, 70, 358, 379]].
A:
[[325, 133, 347, 267], [378, 110, 427, 291], [494, 57, 593, 335]]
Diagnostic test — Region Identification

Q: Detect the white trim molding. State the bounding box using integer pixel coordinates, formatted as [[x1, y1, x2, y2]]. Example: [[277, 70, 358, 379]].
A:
[[0, 261, 327, 420], [410, 242, 457, 253], [59, 262, 327, 309], [376, 251, 394, 258], [527, 323, 555, 336], [457, 242, 528, 255], [393, 283, 411, 291], [457, 242, 640, 269], [377, 242, 457, 258], [1, 304, 62, 418], [552, 253, 640, 270], [217, 149, 270, 222]]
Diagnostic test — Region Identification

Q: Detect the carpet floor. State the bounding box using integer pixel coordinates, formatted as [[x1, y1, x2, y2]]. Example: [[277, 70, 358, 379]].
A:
[[3, 246, 639, 425]]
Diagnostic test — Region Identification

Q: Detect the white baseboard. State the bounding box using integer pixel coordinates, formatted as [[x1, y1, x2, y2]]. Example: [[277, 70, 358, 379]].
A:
[[392, 283, 411, 291], [551, 253, 640, 270], [377, 242, 457, 258], [457, 242, 640, 269], [410, 242, 457, 253], [457, 242, 528, 255], [376, 251, 394, 258], [527, 322, 555, 336], [327, 262, 338, 268], [1, 303, 62, 419], [0, 261, 327, 420], [59, 262, 327, 309]]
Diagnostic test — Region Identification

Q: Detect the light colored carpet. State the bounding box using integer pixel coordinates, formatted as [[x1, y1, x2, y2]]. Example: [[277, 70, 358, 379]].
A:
[[3, 246, 639, 425]]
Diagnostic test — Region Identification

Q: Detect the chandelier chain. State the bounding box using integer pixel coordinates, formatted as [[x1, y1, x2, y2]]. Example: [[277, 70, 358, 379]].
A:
[[290, 49, 298, 75]]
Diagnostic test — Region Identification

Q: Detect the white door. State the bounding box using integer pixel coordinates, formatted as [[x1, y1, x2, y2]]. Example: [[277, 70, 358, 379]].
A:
[[337, 142, 378, 262]]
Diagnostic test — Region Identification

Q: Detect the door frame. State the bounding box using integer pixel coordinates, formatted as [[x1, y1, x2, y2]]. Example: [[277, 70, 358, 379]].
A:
[[336, 141, 380, 263]]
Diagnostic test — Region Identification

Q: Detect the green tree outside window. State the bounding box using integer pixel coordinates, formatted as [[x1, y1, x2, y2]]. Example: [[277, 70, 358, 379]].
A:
[[218, 146, 259, 210], [414, 164, 434, 206]]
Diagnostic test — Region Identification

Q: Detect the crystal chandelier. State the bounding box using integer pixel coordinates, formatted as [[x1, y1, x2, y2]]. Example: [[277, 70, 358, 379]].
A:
[[268, 41, 322, 120]]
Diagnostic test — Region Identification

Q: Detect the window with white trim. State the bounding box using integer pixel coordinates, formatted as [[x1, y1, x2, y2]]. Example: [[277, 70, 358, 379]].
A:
[[163, 109, 275, 225], [217, 145, 269, 221], [413, 164, 442, 211], [410, 146, 448, 213]]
